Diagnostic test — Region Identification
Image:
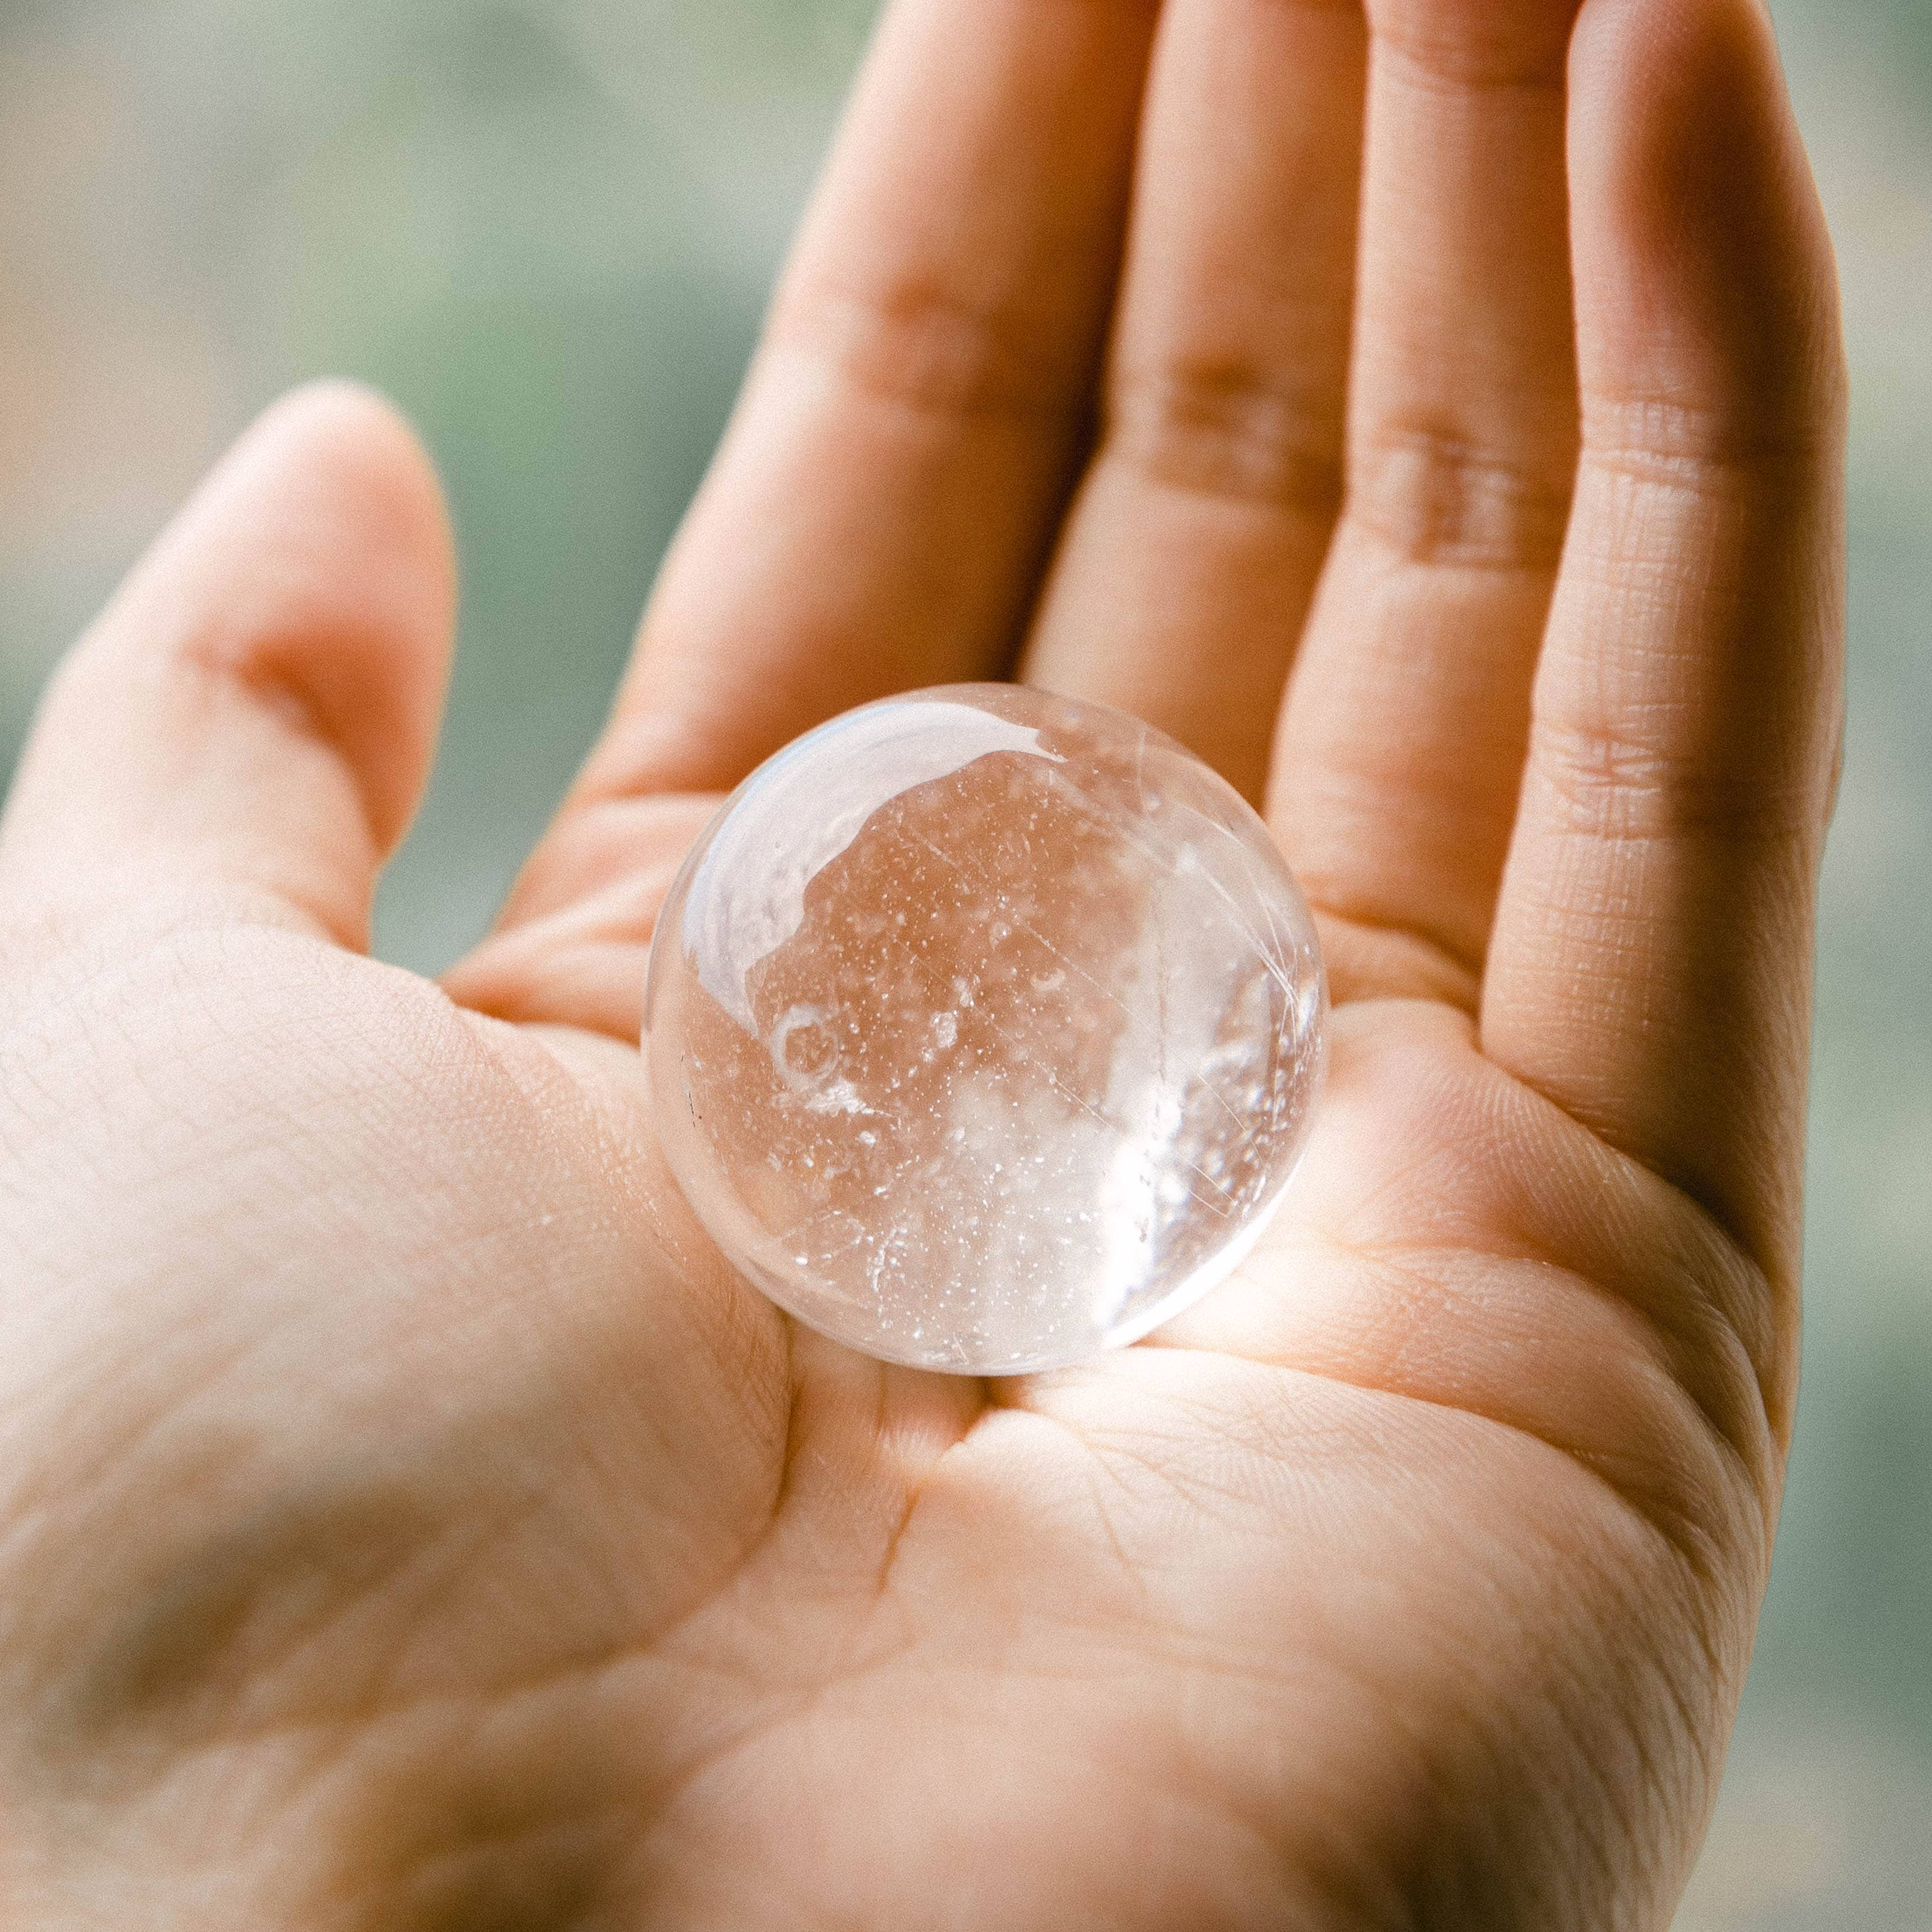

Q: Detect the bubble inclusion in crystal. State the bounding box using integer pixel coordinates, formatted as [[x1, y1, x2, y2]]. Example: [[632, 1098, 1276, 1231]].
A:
[[643, 684, 1327, 1376]]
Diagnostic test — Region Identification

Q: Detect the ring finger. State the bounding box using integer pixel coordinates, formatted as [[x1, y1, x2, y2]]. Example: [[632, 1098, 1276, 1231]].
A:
[[1270, 0, 1584, 1005]]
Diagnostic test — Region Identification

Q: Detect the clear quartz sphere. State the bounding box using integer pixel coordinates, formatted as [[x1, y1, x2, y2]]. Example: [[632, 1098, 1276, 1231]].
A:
[[644, 684, 1327, 1376]]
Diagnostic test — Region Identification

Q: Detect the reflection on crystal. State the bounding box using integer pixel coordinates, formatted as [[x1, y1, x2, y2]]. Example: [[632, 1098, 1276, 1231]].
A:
[[644, 684, 1327, 1376]]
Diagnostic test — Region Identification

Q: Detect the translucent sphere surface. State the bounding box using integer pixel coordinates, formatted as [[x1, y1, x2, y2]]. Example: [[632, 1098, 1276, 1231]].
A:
[[644, 686, 1326, 1375]]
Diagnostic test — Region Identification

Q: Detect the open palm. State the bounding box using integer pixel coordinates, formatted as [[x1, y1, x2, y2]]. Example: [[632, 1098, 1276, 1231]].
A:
[[0, 0, 1843, 1926]]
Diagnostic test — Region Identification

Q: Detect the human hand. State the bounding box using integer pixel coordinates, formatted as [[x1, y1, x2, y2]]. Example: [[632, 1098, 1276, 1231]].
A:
[[0, 0, 1843, 1925]]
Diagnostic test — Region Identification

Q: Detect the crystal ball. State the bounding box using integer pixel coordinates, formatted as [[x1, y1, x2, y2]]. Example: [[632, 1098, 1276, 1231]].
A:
[[643, 684, 1327, 1376]]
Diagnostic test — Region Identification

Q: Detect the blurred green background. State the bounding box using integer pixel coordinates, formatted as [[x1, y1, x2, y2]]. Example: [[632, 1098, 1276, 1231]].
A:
[[0, 3, 1926, 1922]]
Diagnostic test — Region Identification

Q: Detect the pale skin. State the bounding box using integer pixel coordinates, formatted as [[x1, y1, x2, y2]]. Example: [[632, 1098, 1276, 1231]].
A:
[[0, 0, 1844, 1923]]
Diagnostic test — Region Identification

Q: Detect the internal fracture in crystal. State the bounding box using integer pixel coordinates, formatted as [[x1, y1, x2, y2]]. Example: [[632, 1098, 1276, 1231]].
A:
[[644, 684, 1327, 1376]]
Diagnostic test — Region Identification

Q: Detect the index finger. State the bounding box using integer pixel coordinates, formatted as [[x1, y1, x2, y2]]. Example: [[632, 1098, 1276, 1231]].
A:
[[569, 0, 1160, 809]]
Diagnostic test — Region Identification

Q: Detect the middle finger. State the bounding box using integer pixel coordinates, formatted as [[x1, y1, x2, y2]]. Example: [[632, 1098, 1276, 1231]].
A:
[[1019, 0, 1369, 804]]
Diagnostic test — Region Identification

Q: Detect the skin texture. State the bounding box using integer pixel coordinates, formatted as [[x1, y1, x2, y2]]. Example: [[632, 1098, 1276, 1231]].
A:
[[0, 0, 1844, 1926]]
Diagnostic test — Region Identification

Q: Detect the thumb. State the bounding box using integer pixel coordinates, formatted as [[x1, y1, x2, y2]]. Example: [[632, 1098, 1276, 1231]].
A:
[[0, 382, 456, 953]]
